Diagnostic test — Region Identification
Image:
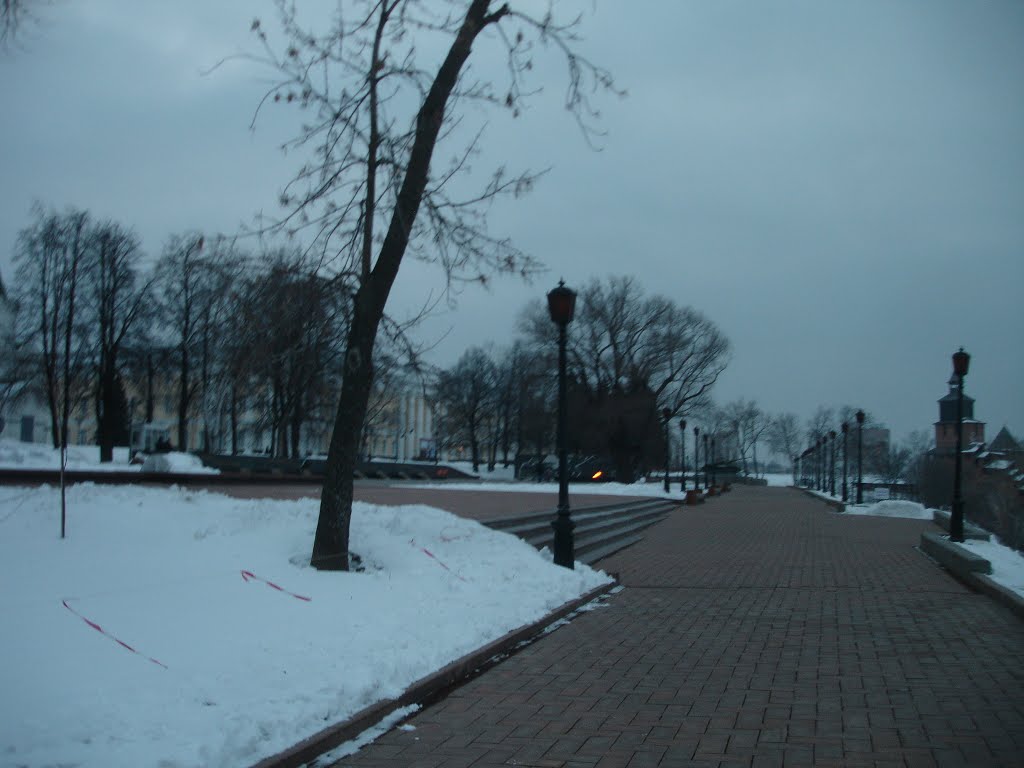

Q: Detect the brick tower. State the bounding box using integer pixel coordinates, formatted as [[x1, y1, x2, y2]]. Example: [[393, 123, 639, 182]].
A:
[[934, 374, 985, 453]]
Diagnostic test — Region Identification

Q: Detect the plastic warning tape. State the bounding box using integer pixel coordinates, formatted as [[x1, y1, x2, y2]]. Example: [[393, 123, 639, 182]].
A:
[[240, 570, 312, 601], [62, 600, 168, 669]]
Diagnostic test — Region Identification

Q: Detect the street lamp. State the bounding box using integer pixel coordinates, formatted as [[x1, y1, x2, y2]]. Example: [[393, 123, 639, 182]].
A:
[[679, 419, 687, 492], [829, 430, 837, 496], [547, 280, 577, 568], [855, 409, 865, 504], [841, 422, 849, 502], [702, 433, 709, 489], [950, 347, 971, 542], [662, 407, 672, 493]]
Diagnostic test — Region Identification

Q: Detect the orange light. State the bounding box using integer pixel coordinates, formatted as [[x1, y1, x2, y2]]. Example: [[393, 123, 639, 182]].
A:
[[591, 471, 604, 480]]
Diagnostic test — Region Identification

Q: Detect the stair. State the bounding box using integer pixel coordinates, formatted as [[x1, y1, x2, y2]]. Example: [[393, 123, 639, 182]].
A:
[[485, 497, 678, 566]]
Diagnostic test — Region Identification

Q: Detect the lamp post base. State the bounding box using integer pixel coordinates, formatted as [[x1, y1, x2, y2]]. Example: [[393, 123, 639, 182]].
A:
[[552, 510, 575, 569]]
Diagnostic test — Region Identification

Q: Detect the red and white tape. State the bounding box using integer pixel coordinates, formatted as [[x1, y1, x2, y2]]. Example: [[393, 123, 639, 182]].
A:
[[410, 540, 467, 581], [240, 570, 312, 601], [62, 600, 168, 669]]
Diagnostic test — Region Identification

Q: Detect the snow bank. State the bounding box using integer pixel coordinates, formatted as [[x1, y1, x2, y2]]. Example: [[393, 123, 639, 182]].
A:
[[0, 439, 134, 471], [0, 484, 610, 767], [140, 451, 219, 474], [843, 499, 932, 519]]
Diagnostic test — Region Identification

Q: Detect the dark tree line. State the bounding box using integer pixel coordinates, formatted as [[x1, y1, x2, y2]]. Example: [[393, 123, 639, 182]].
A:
[[432, 276, 731, 482], [8, 205, 353, 461]]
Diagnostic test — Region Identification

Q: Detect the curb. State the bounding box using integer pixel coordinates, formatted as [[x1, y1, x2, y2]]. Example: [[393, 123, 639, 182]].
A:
[[248, 579, 619, 768], [930, 509, 990, 541], [919, 531, 991, 575], [918, 532, 1024, 622]]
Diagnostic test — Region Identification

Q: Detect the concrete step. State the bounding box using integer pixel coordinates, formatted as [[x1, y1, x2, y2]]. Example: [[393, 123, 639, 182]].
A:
[[491, 498, 675, 537], [486, 497, 678, 565], [514, 506, 671, 549]]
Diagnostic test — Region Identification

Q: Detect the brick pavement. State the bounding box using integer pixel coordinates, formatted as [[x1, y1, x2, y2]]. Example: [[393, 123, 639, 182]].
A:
[[326, 485, 1024, 767]]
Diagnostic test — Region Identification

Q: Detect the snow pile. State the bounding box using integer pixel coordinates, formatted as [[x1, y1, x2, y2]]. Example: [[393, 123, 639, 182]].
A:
[[960, 538, 1024, 597], [445, 460, 517, 481], [0, 484, 610, 767], [140, 451, 219, 475], [0, 439, 135, 471], [844, 499, 932, 519]]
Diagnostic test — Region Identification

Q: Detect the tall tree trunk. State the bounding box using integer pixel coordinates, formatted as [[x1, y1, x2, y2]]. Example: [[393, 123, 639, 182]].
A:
[[312, 293, 379, 570], [469, 416, 479, 472], [230, 384, 238, 455], [145, 353, 154, 422], [178, 345, 189, 451], [290, 407, 302, 458], [98, 364, 116, 462], [310, 0, 511, 571]]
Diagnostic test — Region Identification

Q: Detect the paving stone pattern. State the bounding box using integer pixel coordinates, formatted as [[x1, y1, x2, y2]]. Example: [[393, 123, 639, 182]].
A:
[[327, 486, 1024, 767]]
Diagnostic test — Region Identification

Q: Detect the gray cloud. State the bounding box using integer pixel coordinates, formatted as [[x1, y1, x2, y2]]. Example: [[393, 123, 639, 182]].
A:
[[1, 0, 1021, 444]]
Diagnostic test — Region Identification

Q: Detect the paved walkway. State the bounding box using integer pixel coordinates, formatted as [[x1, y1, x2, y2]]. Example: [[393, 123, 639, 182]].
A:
[[328, 485, 1024, 767]]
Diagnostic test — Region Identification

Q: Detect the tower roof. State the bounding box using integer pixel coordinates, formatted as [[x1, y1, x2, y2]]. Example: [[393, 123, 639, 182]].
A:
[[989, 426, 1021, 453], [938, 389, 974, 405]]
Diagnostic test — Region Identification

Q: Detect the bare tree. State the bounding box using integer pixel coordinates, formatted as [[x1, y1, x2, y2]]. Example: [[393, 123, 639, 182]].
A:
[[84, 220, 150, 462], [768, 412, 800, 471], [434, 347, 496, 473], [0, 0, 42, 46], [545, 276, 730, 419], [242, 0, 618, 569], [721, 399, 770, 476], [873, 442, 913, 486], [154, 233, 206, 450], [804, 406, 835, 445], [14, 206, 90, 452], [238, 250, 349, 457], [14, 205, 90, 537], [522, 275, 729, 480]]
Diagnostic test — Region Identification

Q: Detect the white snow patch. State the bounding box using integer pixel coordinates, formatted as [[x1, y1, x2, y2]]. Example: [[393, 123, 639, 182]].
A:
[[140, 451, 219, 474], [843, 499, 932, 519], [959, 538, 1024, 598], [0, 483, 610, 767], [0, 439, 135, 471]]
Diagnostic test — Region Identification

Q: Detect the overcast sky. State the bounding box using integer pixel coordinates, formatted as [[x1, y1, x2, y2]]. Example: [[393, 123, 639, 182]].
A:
[[1, 1, 1021, 445]]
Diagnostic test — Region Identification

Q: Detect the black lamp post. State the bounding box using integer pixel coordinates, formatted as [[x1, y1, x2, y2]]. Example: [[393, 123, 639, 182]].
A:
[[694, 426, 700, 493], [841, 422, 849, 502], [855, 409, 865, 504], [829, 430, 837, 496], [547, 280, 576, 568], [662, 407, 672, 493], [950, 347, 971, 542], [679, 420, 687, 492], [702, 433, 709, 489]]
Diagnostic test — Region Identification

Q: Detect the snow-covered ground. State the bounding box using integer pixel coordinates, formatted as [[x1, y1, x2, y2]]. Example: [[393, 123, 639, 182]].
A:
[[0, 439, 135, 471], [3, 449, 1022, 767], [0, 484, 610, 767], [0, 439, 218, 474]]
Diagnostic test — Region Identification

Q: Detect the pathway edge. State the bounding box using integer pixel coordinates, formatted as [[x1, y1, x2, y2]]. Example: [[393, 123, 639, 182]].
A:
[[248, 579, 619, 768]]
